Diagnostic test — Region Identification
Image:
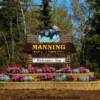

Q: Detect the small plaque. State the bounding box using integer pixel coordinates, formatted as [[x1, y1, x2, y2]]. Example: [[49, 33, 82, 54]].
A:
[[32, 58, 66, 63]]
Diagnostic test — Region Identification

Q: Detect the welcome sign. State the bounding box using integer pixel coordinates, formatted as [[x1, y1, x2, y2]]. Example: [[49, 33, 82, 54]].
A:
[[24, 29, 76, 64], [24, 43, 75, 53]]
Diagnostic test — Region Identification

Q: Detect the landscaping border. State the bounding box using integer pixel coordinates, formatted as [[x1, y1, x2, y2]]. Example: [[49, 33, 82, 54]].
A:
[[0, 81, 100, 90]]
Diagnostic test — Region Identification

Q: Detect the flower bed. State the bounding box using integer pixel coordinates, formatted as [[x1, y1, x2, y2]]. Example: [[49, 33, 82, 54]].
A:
[[0, 66, 96, 82], [6, 66, 91, 74], [0, 73, 96, 82]]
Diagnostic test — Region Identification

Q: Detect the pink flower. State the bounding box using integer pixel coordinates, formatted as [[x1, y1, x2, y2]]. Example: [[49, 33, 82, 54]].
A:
[[49, 67, 56, 72], [28, 66, 37, 73], [0, 73, 6, 77], [59, 67, 72, 73], [7, 66, 21, 73], [88, 73, 95, 78], [37, 73, 55, 80], [77, 66, 86, 73], [12, 74, 25, 81], [42, 66, 56, 73]]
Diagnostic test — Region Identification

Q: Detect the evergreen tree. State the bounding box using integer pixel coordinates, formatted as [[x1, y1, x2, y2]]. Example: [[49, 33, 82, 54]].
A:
[[84, 0, 100, 70], [0, 0, 31, 65]]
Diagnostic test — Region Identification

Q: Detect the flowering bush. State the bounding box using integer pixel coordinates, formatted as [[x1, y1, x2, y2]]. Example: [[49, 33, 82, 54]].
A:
[[21, 68, 29, 73], [7, 66, 21, 73], [55, 69, 62, 73], [55, 74, 74, 81], [24, 76, 33, 81], [12, 74, 25, 81], [36, 68, 43, 73], [59, 67, 72, 73], [42, 66, 56, 73], [71, 74, 78, 81], [77, 66, 87, 73], [66, 74, 74, 81], [72, 69, 79, 73], [0, 74, 10, 81], [88, 73, 96, 81], [28, 66, 37, 73], [37, 73, 55, 81], [78, 76, 89, 81], [55, 75, 66, 81], [85, 69, 90, 73]]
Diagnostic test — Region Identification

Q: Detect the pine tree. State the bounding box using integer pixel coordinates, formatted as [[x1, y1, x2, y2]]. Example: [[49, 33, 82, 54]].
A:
[[37, 0, 52, 29], [0, 0, 31, 65], [84, 0, 100, 70]]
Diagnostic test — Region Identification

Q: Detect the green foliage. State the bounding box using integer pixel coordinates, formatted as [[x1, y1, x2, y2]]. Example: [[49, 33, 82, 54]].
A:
[[52, 7, 72, 33], [26, 7, 72, 33], [0, 0, 27, 66], [84, 0, 100, 69], [71, 53, 80, 68]]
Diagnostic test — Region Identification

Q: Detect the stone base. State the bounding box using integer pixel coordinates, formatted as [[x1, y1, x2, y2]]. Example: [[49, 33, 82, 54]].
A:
[[0, 81, 100, 90], [0, 89, 100, 100]]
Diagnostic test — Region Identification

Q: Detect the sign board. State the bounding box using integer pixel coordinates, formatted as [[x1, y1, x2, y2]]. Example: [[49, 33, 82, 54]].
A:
[[32, 44, 65, 51], [32, 58, 66, 63], [24, 43, 76, 54]]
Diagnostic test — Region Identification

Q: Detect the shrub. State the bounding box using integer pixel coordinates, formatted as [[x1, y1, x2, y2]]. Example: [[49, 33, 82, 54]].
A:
[[37, 73, 55, 81], [28, 66, 37, 73], [12, 74, 25, 81], [7, 66, 21, 73], [77, 66, 87, 73], [0, 74, 10, 81], [59, 67, 72, 73], [42, 66, 56, 73]]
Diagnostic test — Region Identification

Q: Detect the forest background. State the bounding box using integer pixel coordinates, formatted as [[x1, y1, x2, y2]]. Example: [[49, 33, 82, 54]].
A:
[[0, 0, 99, 72]]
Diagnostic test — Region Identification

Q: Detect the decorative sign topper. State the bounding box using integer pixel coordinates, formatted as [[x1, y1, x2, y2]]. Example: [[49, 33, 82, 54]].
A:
[[38, 26, 60, 43]]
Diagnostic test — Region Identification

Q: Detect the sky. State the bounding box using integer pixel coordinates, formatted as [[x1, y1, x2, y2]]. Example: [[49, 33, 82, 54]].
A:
[[32, 0, 41, 4], [32, 0, 73, 15]]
